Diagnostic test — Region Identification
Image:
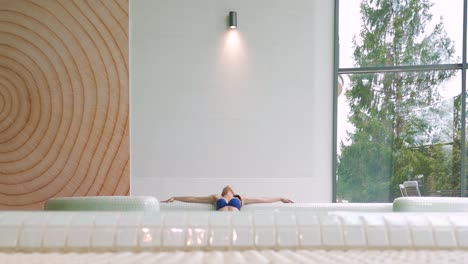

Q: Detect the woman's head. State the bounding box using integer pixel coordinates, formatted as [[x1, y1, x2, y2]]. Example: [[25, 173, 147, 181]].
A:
[[221, 185, 234, 197]]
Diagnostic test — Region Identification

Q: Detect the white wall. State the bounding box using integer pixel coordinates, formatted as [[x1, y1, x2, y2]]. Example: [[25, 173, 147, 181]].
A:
[[130, 0, 335, 202]]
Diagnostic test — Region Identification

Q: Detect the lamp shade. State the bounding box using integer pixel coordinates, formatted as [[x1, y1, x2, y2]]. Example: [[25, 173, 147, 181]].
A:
[[229, 11, 237, 28]]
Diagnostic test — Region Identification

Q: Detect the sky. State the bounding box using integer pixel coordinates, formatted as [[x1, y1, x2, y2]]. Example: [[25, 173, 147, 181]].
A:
[[337, 0, 464, 153]]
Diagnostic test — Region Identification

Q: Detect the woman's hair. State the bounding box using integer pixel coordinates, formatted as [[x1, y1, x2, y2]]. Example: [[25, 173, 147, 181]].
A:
[[234, 194, 243, 206], [221, 185, 234, 196]]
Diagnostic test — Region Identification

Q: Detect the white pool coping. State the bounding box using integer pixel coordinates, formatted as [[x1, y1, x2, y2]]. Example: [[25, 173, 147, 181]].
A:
[[1, 210, 468, 252]]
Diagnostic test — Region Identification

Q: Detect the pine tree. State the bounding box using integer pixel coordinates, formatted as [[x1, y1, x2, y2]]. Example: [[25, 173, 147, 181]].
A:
[[337, 0, 458, 202]]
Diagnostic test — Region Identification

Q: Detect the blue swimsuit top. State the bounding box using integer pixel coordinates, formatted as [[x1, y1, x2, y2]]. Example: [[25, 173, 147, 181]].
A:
[[216, 197, 241, 210]]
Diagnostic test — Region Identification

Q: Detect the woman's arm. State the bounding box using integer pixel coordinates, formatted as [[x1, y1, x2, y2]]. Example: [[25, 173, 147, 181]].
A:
[[242, 196, 293, 205], [162, 195, 218, 204]]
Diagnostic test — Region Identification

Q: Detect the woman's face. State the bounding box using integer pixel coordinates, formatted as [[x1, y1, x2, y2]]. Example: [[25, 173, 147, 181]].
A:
[[221, 186, 234, 198]]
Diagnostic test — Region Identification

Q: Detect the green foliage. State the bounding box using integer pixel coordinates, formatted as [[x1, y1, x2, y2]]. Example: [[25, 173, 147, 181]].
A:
[[337, 0, 458, 202]]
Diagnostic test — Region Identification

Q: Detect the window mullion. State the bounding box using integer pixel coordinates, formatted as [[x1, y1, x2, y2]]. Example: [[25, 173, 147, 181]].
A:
[[460, 0, 467, 197]]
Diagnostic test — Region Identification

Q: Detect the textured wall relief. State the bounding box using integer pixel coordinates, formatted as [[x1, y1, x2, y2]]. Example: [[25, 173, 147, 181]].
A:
[[0, 0, 129, 209]]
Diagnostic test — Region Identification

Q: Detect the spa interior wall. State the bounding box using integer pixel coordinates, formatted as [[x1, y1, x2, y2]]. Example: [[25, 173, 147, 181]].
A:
[[0, 0, 130, 209], [130, 0, 334, 202]]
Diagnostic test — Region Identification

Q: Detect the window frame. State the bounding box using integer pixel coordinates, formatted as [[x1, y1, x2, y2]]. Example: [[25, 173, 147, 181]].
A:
[[333, 0, 468, 201]]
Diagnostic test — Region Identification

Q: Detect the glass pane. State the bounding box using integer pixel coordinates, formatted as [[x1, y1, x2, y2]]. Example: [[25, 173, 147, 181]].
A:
[[339, 0, 463, 68], [337, 70, 461, 202]]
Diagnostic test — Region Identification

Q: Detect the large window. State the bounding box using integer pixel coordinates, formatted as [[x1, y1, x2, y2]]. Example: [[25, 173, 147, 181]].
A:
[[335, 0, 467, 202]]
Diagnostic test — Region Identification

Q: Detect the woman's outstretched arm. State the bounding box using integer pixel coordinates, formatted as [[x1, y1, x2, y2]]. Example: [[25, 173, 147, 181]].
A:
[[162, 194, 218, 204], [241, 196, 293, 205]]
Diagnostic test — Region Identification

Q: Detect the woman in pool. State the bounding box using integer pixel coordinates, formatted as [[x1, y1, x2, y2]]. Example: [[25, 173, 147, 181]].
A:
[[162, 185, 293, 211]]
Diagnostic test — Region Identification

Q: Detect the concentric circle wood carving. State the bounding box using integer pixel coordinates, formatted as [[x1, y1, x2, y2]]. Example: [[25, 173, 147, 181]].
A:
[[0, 0, 129, 209]]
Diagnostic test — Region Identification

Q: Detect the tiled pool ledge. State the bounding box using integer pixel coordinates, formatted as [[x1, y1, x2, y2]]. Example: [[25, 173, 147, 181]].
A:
[[1, 211, 468, 252]]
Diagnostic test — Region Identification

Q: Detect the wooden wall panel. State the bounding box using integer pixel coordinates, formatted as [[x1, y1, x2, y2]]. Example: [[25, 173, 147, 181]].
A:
[[0, 0, 129, 209]]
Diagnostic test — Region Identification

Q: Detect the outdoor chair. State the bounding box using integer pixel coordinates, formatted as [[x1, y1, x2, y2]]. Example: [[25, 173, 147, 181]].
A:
[[403, 181, 421, 197]]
